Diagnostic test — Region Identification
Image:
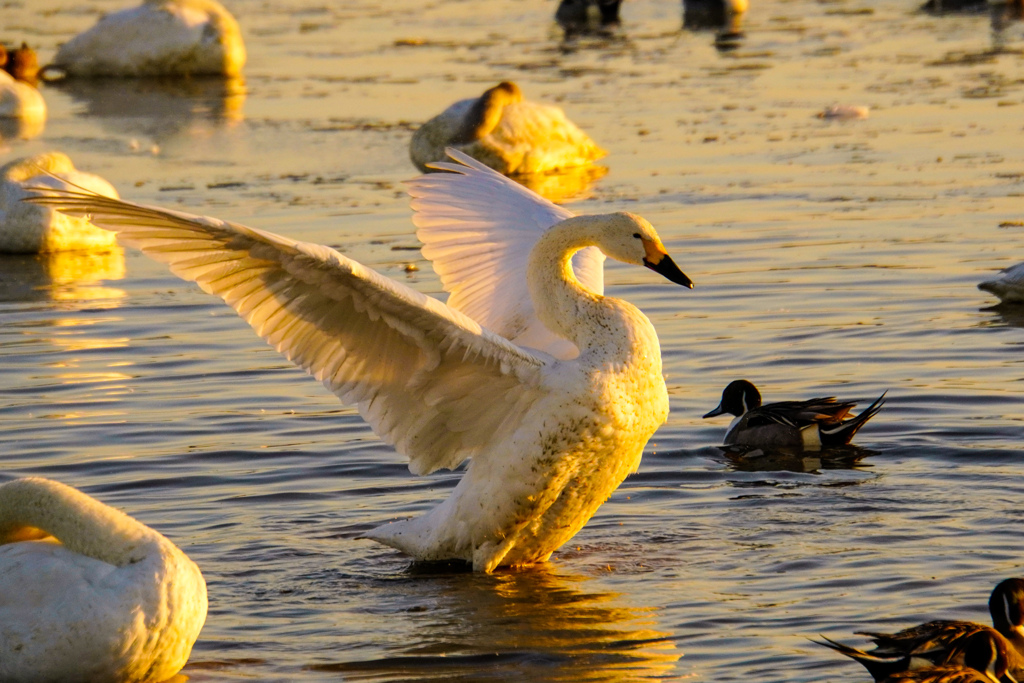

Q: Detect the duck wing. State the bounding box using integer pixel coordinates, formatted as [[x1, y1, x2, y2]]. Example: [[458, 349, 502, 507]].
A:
[[858, 621, 988, 657], [26, 189, 549, 476], [407, 148, 604, 360], [748, 397, 856, 428]]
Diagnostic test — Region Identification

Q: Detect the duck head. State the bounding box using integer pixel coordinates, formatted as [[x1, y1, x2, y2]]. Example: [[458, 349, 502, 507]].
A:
[[704, 379, 762, 418], [991, 578, 1024, 647]]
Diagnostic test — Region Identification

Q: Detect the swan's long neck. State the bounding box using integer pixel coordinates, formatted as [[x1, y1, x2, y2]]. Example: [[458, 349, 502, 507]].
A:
[[527, 216, 618, 352], [0, 477, 162, 566]]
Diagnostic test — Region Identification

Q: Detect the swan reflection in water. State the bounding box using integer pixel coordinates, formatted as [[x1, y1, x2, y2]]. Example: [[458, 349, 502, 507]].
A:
[[48, 76, 245, 145], [0, 112, 44, 142], [0, 247, 125, 304], [513, 164, 608, 204], [309, 564, 680, 681]]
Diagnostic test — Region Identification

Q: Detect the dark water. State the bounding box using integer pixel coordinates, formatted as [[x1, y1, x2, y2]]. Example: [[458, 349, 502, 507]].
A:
[[2, 0, 1024, 680]]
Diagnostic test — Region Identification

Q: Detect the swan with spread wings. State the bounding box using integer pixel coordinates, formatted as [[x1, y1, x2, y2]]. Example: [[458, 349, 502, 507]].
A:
[[28, 150, 693, 572]]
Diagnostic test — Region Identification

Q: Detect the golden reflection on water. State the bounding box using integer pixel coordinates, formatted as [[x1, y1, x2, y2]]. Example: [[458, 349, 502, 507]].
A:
[[0, 247, 126, 304], [313, 565, 679, 681], [513, 164, 608, 204]]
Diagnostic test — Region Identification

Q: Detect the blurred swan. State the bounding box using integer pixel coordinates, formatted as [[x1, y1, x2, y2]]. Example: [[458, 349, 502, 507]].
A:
[[29, 149, 694, 572], [46, 0, 246, 78], [0, 477, 207, 683], [0, 152, 118, 253], [410, 82, 606, 176], [0, 70, 45, 124], [979, 263, 1024, 304]]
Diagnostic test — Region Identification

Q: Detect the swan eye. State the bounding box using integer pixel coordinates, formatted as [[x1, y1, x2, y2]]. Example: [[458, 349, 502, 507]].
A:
[[632, 232, 641, 239]]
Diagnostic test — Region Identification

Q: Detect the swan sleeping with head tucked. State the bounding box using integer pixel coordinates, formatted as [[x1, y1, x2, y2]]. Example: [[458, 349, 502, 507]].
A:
[[28, 149, 692, 572], [0, 152, 119, 253], [47, 0, 245, 78], [0, 477, 207, 683], [410, 82, 607, 176]]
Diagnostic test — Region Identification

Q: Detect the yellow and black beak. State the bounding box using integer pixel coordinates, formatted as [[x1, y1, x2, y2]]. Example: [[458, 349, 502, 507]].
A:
[[642, 239, 694, 289]]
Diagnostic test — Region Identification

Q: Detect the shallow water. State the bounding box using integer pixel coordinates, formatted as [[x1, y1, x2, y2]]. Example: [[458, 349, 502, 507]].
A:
[[2, 0, 1024, 680]]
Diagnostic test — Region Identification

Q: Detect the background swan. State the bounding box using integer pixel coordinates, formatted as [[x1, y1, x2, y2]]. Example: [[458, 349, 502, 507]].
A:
[[0, 151, 118, 253], [48, 0, 246, 78], [979, 263, 1024, 304], [29, 149, 693, 572], [0, 477, 207, 683], [410, 82, 606, 175], [0, 69, 45, 124]]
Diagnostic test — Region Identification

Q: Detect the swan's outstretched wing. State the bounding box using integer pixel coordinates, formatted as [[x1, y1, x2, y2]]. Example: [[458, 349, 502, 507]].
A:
[[27, 190, 548, 476], [407, 149, 604, 359]]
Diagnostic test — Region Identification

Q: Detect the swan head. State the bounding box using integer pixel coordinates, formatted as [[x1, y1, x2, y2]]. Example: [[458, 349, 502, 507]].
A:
[[451, 81, 524, 144], [593, 212, 694, 288]]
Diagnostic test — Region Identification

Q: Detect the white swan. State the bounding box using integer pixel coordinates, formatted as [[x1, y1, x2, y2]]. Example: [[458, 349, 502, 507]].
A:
[[0, 477, 207, 683], [0, 70, 45, 123], [980, 263, 1024, 304], [28, 150, 693, 572], [48, 0, 245, 78], [410, 82, 607, 176], [0, 152, 119, 253]]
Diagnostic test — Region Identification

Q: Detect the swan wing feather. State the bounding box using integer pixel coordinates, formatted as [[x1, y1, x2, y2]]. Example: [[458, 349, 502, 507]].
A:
[[407, 148, 604, 358], [26, 189, 548, 475]]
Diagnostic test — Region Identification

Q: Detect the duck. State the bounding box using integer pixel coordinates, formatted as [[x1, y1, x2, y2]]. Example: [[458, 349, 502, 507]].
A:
[[45, 0, 245, 78], [26, 148, 694, 573], [0, 477, 207, 683], [1, 43, 40, 84], [816, 628, 1015, 683], [0, 152, 119, 253], [410, 81, 607, 176], [979, 263, 1024, 305], [826, 580, 1024, 680], [703, 379, 886, 450]]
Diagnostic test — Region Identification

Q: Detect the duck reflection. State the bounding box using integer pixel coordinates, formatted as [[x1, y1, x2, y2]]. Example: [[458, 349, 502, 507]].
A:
[[46, 76, 245, 143], [513, 164, 608, 204], [715, 444, 877, 473], [315, 565, 679, 681], [683, 0, 747, 52], [0, 247, 126, 304]]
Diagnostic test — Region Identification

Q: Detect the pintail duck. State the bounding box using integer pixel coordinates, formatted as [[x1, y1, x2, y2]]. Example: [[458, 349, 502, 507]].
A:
[[979, 263, 1024, 305], [1, 43, 39, 84], [410, 81, 606, 176], [703, 379, 885, 450], [816, 628, 1016, 682], [815, 579, 1024, 681]]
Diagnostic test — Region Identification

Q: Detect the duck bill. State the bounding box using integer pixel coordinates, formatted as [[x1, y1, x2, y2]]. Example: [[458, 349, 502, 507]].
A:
[[642, 242, 693, 288], [703, 403, 726, 419], [638, 254, 696, 290]]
